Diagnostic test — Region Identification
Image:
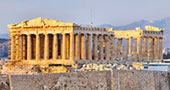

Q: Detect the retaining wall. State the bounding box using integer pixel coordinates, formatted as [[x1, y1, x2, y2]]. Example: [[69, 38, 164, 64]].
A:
[[0, 70, 169, 90]]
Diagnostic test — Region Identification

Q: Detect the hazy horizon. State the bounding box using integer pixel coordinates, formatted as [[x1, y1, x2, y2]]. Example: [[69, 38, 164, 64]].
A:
[[0, 0, 170, 34]]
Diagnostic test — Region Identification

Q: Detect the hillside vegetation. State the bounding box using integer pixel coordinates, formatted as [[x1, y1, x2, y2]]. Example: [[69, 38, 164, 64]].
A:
[[0, 38, 9, 58]]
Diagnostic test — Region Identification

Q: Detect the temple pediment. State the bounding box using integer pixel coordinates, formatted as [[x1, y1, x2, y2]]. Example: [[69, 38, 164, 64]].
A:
[[8, 17, 74, 28]]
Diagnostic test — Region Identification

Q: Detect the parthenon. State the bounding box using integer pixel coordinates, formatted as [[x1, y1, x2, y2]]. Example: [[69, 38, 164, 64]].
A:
[[8, 17, 163, 66]]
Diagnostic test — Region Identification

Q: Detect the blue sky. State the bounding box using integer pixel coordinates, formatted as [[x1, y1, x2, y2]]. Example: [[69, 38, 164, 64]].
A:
[[0, 0, 170, 34]]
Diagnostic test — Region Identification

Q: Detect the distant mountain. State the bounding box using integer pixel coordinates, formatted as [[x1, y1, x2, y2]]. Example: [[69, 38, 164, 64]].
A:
[[0, 34, 9, 39], [98, 24, 118, 29], [99, 16, 170, 48]]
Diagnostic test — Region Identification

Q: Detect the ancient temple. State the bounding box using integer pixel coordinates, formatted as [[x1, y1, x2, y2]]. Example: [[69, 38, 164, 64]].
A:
[[8, 17, 163, 67], [8, 17, 114, 66], [113, 26, 163, 60]]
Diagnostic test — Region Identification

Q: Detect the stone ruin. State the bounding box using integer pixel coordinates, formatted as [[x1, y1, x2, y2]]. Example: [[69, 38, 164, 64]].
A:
[[0, 17, 163, 74]]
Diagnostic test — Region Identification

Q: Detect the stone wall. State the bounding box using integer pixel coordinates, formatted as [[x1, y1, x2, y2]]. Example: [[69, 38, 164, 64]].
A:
[[0, 70, 169, 90], [9, 71, 110, 90], [112, 70, 169, 90]]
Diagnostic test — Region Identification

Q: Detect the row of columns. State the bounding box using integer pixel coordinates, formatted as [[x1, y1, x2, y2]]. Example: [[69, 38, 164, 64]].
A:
[[123, 36, 163, 60], [10, 33, 163, 61], [74, 34, 115, 60], [11, 33, 74, 61]]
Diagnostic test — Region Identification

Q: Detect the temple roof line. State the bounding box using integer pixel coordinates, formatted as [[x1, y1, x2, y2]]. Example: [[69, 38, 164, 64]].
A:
[[8, 17, 163, 33], [8, 17, 76, 29]]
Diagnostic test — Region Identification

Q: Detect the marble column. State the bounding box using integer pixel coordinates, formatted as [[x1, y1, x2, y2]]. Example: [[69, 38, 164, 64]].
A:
[[74, 34, 80, 60], [117, 38, 122, 60], [62, 34, 66, 59], [132, 38, 137, 60], [94, 34, 98, 60], [16, 35, 21, 60], [153, 37, 158, 60], [87, 34, 92, 60], [137, 37, 142, 60], [44, 34, 49, 60], [20, 35, 23, 60], [99, 35, 104, 60], [148, 37, 154, 60], [53, 34, 58, 60], [11, 35, 16, 60], [126, 38, 129, 54], [27, 34, 32, 60], [142, 37, 147, 60], [115, 39, 118, 59], [110, 35, 115, 60], [22, 35, 27, 60], [80, 34, 86, 60], [36, 34, 40, 60], [158, 37, 163, 60], [105, 35, 110, 60], [70, 33, 74, 60], [66, 34, 70, 59], [129, 37, 132, 55]]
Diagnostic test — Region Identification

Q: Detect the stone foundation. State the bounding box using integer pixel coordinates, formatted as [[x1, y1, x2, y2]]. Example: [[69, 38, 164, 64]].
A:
[[0, 70, 170, 90]]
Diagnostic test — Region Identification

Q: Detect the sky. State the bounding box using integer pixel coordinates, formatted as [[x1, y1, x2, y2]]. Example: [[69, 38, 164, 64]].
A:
[[0, 0, 170, 34]]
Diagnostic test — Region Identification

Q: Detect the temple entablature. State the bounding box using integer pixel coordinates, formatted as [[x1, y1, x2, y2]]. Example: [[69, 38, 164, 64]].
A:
[[142, 30, 163, 38], [114, 30, 142, 39], [73, 26, 113, 35], [145, 25, 163, 32], [113, 26, 163, 39]]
